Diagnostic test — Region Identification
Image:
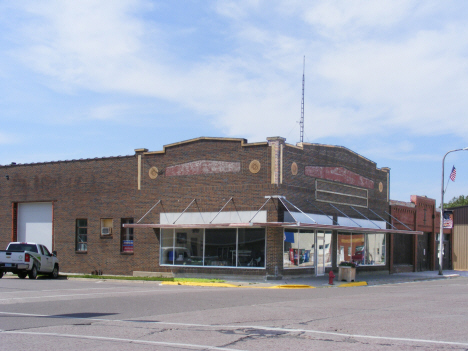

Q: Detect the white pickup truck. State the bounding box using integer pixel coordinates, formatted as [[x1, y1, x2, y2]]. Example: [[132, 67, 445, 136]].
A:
[[0, 242, 59, 279]]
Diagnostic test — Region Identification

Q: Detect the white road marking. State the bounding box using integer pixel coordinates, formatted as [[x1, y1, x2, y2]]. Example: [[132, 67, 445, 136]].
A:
[[0, 287, 121, 294], [0, 330, 246, 351], [0, 288, 182, 301], [1, 311, 467, 347]]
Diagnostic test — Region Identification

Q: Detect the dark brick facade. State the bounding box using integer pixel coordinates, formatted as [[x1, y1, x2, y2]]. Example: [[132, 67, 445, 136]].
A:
[[389, 195, 448, 273], [0, 136, 391, 277]]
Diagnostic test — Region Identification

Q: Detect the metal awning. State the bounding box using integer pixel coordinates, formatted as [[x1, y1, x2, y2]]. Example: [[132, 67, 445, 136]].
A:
[[124, 196, 422, 235], [124, 221, 422, 235]]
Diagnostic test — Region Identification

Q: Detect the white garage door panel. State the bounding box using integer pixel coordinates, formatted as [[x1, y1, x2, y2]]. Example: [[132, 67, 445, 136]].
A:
[[17, 202, 53, 251]]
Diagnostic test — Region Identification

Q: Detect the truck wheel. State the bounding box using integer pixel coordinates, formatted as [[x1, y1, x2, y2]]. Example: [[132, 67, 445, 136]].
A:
[[0, 271, 3, 278], [50, 265, 59, 279], [18, 272, 27, 279], [28, 265, 37, 280]]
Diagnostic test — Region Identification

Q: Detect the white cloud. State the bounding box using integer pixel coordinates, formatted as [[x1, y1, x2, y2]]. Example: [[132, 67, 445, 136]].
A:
[[5, 0, 468, 148], [215, 0, 262, 20], [314, 24, 468, 139], [301, 0, 414, 37]]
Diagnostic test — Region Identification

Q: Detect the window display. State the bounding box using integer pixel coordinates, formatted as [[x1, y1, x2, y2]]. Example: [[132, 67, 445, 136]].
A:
[[337, 232, 385, 266], [160, 228, 265, 268], [237, 228, 266, 267], [121, 218, 134, 253], [204, 229, 236, 266], [283, 230, 332, 270]]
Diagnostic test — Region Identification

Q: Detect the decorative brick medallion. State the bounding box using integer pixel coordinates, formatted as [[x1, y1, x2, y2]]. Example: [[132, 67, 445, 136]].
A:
[[249, 160, 261, 174], [291, 162, 298, 175], [149, 166, 159, 179], [379, 182, 383, 192]]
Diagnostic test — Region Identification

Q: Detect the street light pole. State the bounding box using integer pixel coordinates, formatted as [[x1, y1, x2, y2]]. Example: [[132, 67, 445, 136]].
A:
[[439, 147, 468, 275]]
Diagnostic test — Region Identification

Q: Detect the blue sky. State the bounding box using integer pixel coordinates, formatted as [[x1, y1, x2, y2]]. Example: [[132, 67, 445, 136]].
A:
[[1, 0, 467, 204]]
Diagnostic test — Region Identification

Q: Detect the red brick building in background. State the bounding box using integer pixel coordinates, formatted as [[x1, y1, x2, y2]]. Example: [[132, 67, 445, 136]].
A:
[[1, 136, 424, 279], [389, 195, 451, 273]]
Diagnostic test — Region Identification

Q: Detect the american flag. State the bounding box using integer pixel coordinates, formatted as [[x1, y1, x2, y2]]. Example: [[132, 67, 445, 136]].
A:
[[450, 166, 456, 181]]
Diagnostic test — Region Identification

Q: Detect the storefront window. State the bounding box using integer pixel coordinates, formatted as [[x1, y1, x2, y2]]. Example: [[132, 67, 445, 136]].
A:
[[237, 228, 265, 267], [337, 232, 385, 266], [283, 230, 332, 271], [283, 231, 315, 268], [160, 229, 175, 265], [204, 229, 236, 267], [160, 228, 265, 268]]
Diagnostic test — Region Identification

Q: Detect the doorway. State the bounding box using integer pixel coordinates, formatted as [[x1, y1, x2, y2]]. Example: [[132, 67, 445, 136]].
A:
[[17, 202, 53, 251], [417, 233, 430, 271], [315, 230, 332, 276]]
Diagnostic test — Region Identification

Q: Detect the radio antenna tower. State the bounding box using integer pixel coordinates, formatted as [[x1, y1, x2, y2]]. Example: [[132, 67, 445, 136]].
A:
[[300, 56, 305, 143]]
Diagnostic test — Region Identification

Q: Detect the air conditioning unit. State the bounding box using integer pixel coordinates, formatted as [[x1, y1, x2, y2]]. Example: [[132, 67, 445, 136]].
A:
[[101, 227, 112, 235]]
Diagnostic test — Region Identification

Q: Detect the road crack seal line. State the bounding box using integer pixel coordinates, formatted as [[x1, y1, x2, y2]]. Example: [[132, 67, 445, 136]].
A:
[[2, 311, 468, 348], [0, 330, 248, 351]]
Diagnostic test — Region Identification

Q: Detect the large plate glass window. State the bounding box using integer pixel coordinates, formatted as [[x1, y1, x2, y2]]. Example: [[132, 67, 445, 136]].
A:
[[283, 230, 315, 268], [337, 232, 385, 266], [160, 228, 265, 268], [237, 228, 265, 267], [204, 229, 236, 267]]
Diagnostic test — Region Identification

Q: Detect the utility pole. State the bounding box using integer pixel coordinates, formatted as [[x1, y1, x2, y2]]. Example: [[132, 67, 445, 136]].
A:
[[300, 56, 305, 143]]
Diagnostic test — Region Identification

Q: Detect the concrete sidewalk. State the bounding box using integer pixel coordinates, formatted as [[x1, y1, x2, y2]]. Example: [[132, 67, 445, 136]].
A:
[[212, 270, 468, 289]]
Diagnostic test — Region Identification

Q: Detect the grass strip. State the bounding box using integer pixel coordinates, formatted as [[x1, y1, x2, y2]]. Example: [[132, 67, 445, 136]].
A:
[[66, 275, 225, 283]]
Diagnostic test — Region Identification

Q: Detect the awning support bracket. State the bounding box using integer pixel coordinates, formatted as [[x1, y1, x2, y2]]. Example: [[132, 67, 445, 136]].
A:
[[368, 208, 397, 230], [137, 200, 161, 224], [210, 197, 233, 224], [329, 203, 362, 227], [231, 198, 243, 223], [249, 197, 272, 223], [282, 198, 317, 224], [385, 210, 412, 231], [194, 199, 206, 224], [277, 197, 299, 225], [306, 199, 339, 225], [173, 199, 198, 224], [350, 206, 382, 229]]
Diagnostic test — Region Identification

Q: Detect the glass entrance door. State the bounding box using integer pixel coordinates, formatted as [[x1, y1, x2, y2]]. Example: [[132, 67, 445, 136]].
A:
[[315, 230, 332, 276]]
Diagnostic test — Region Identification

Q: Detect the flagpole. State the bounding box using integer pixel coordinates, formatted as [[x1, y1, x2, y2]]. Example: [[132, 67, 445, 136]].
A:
[[439, 149, 468, 275], [444, 177, 450, 194], [444, 168, 453, 193]]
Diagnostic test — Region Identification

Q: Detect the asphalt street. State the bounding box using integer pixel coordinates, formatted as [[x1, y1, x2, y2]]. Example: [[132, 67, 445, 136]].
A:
[[1, 275, 468, 350]]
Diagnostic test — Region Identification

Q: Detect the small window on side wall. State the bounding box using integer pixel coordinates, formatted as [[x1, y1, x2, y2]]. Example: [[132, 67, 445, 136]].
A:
[[121, 218, 134, 253], [76, 219, 88, 252], [100, 219, 113, 238]]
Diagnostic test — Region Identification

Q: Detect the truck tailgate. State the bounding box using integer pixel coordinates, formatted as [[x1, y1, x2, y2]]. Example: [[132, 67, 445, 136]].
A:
[[0, 251, 26, 264]]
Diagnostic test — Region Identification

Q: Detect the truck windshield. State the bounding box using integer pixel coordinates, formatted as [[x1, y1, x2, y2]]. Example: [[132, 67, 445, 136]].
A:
[[7, 244, 38, 253]]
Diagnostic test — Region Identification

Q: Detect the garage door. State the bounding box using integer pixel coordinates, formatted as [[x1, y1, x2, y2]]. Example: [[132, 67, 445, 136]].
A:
[[17, 202, 53, 251]]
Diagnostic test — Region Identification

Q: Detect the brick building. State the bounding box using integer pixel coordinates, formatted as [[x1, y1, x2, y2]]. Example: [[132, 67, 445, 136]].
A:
[[0, 136, 421, 279], [389, 196, 451, 273]]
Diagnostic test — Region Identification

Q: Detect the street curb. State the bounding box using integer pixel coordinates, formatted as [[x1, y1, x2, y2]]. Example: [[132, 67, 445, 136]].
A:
[[161, 282, 240, 288], [270, 284, 315, 289], [161, 282, 317, 289], [338, 281, 368, 287], [160, 281, 370, 289]]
